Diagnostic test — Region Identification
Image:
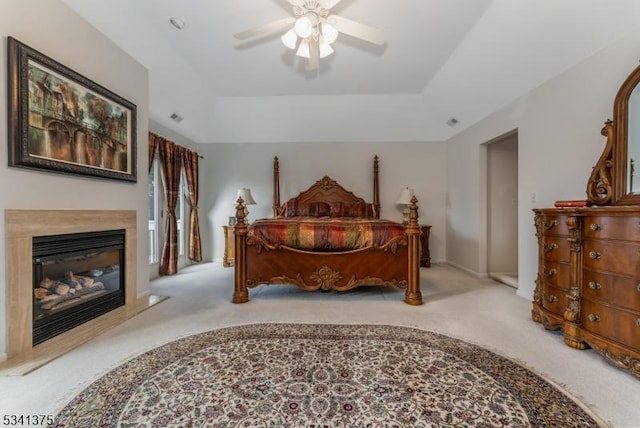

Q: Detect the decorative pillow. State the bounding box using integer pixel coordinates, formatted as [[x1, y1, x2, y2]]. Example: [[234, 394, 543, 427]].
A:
[[329, 202, 343, 218], [280, 200, 300, 217], [309, 201, 330, 217], [328, 201, 377, 218], [366, 203, 377, 218], [280, 200, 330, 217]]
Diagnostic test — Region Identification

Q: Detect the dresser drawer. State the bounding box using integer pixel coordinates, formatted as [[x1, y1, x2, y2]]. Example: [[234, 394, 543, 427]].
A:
[[583, 215, 640, 242], [582, 239, 640, 275], [540, 261, 570, 289], [540, 282, 568, 318], [541, 237, 570, 263], [581, 299, 640, 351], [582, 270, 640, 312], [540, 215, 569, 237]]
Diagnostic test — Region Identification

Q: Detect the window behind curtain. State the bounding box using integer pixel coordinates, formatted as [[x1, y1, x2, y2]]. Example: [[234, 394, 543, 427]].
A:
[[148, 158, 187, 263], [177, 172, 186, 257], [148, 159, 159, 264]]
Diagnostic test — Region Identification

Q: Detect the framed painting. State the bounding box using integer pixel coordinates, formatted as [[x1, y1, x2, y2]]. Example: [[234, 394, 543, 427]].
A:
[[7, 36, 137, 182]]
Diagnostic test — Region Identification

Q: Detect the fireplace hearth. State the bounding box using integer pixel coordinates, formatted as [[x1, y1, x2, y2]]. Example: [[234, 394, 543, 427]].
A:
[[32, 230, 125, 345]]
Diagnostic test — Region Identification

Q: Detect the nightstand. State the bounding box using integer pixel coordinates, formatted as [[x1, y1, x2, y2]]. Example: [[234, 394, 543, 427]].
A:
[[420, 225, 431, 268], [222, 225, 235, 267]]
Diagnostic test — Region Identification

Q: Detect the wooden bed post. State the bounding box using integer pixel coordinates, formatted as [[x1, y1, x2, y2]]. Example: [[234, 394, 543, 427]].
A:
[[233, 197, 249, 303], [373, 155, 381, 218], [273, 156, 280, 217], [405, 195, 423, 305]]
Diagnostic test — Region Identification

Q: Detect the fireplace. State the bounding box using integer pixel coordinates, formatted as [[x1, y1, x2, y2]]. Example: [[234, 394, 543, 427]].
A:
[[3, 209, 140, 374], [32, 230, 125, 345]]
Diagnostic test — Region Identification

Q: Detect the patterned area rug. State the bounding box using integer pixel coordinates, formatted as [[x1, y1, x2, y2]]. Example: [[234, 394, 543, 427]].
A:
[[52, 324, 603, 427]]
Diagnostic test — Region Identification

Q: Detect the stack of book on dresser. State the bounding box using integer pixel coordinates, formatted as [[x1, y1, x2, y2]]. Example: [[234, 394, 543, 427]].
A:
[[553, 200, 592, 208]]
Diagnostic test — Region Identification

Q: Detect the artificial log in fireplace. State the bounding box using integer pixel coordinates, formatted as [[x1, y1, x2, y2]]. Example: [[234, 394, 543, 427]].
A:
[[32, 229, 125, 346]]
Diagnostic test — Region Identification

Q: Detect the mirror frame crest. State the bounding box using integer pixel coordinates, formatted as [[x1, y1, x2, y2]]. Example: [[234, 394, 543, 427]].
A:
[[587, 64, 640, 205]]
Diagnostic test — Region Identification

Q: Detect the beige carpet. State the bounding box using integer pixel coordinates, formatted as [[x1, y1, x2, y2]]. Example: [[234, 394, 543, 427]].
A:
[[1, 263, 639, 427]]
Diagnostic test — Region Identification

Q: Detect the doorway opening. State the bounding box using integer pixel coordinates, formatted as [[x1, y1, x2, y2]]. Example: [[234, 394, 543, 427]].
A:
[[485, 131, 518, 288]]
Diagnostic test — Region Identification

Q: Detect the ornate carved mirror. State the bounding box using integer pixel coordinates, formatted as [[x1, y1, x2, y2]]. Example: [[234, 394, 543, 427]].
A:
[[587, 64, 640, 205]]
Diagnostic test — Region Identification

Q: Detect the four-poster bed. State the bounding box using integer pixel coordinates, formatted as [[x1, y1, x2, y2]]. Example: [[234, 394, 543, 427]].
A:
[[232, 156, 422, 305]]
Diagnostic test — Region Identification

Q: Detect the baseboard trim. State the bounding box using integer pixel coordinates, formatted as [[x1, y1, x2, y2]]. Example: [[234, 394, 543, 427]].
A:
[[445, 261, 488, 278]]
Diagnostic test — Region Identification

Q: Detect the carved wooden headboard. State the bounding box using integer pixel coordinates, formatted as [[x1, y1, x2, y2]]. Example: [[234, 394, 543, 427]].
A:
[[272, 156, 381, 218]]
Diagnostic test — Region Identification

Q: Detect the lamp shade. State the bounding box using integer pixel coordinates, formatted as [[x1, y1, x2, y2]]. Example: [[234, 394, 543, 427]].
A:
[[396, 187, 414, 205], [318, 39, 334, 58], [281, 28, 298, 50], [237, 188, 257, 205], [321, 22, 339, 44], [296, 38, 311, 58], [294, 16, 313, 38]]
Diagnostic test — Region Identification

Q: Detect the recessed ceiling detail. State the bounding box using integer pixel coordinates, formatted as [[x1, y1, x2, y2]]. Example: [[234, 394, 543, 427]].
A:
[[61, 0, 640, 144]]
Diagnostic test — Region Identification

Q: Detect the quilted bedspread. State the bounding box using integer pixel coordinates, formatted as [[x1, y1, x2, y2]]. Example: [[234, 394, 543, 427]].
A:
[[248, 217, 406, 251]]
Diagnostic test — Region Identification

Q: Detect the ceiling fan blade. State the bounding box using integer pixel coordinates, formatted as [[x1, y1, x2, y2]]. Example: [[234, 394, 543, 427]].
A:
[[323, 0, 343, 9], [327, 15, 387, 45], [234, 16, 296, 40]]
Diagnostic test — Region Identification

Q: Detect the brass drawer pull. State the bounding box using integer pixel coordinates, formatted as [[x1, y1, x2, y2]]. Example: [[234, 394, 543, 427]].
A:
[[588, 314, 600, 322], [543, 267, 557, 276], [590, 223, 601, 231], [589, 251, 601, 260], [588, 281, 601, 290], [543, 220, 558, 230], [547, 295, 557, 303], [543, 243, 558, 252]]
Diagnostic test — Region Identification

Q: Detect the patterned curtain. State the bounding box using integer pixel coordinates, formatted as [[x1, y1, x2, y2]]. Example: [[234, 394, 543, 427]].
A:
[[182, 149, 202, 262], [148, 132, 161, 173], [158, 139, 183, 275]]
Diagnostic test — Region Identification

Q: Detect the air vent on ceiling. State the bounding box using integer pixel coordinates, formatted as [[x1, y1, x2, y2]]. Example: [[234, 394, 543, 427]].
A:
[[169, 17, 186, 30], [446, 117, 459, 127], [169, 112, 183, 123]]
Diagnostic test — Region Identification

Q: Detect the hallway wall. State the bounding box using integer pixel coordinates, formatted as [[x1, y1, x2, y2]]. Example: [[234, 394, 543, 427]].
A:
[[445, 32, 640, 301]]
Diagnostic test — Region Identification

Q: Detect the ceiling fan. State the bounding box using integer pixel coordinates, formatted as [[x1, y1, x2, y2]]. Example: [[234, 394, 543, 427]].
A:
[[234, 0, 387, 70]]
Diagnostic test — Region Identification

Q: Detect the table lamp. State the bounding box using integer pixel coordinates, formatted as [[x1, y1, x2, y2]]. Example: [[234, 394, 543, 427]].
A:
[[396, 187, 414, 225]]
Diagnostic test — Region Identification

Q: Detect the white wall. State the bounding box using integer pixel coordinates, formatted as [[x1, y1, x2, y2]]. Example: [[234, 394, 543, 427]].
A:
[[446, 32, 640, 300], [0, 0, 149, 357], [209, 95, 433, 143], [197, 142, 446, 266]]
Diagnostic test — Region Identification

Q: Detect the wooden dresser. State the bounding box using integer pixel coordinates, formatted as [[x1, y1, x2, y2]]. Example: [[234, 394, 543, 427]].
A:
[[532, 207, 640, 378], [530, 63, 640, 378], [532, 209, 572, 331]]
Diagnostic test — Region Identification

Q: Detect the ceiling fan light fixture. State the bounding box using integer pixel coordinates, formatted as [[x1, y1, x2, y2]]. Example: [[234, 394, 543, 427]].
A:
[[234, 0, 388, 71], [294, 16, 314, 38], [281, 28, 298, 50], [296, 38, 311, 59], [318, 40, 334, 58], [321, 22, 338, 44]]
